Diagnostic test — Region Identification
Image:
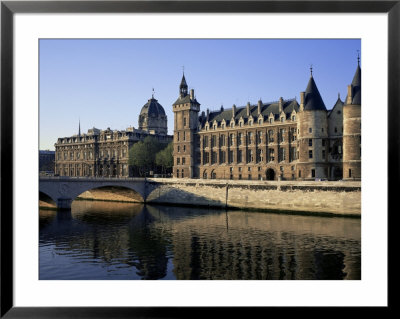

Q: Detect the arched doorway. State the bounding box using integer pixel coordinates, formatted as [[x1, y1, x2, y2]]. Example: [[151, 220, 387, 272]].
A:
[[203, 170, 207, 179], [266, 168, 275, 181]]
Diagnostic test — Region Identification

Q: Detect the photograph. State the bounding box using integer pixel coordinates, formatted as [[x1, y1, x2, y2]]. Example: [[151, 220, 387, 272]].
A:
[[38, 39, 362, 280]]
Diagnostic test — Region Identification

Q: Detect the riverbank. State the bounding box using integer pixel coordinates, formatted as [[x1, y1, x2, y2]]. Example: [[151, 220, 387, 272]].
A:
[[40, 179, 361, 217]]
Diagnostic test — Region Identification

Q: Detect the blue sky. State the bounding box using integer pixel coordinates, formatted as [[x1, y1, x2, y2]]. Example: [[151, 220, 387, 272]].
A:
[[40, 39, 360, 150]]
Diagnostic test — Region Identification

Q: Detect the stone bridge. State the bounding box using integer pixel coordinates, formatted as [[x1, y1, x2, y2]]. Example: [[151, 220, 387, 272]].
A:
[[39, 176, 153, 209]]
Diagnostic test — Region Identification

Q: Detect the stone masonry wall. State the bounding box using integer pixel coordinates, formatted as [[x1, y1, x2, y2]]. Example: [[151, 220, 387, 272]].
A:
[[146, 178, 361, 216]]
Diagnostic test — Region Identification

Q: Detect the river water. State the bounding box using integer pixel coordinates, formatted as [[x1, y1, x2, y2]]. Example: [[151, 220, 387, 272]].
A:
[[39, 200, 361, 280]]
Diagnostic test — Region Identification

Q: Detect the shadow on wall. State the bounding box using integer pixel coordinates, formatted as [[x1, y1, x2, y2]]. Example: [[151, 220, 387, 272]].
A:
[[146, 186, 226, 209]]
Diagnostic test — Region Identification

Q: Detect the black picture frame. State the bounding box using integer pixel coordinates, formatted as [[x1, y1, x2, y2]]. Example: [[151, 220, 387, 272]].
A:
[[1, 1, 396, 317]]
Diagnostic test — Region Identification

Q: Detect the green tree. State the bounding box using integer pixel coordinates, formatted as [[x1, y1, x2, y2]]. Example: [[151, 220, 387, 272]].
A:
[[128, 136, 164, 177], [155, 142, 173, 176]]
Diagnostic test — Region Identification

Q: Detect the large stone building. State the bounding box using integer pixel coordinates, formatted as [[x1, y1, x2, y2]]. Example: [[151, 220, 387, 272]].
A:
[[54, 95, 172, 177], [173, 62, 361, 181]]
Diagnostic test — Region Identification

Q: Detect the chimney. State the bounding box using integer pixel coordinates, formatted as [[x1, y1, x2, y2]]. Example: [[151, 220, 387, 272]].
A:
[[206, 108, 209, 121], [201, 111, 205, 120], [232, 104, 236, 118], [347, 85, 353, 104], [246, 102, 251, 117], [220, 105, 224, 112], [190, 89, 194, 99], [300, 92, 305, 111], [257, 100, 262, 115], [278, 97, 283, 113]]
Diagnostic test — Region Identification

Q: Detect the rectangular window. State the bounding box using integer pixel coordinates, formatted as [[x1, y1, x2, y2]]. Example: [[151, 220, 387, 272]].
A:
[[309, 150, 313, 158], [309, 128, 312, 133], [349, 169, 352, 178], [204, 152, 209, 164], [177, 158, 180, 165], [204, 136, 209, 147], [268, 130, 274, 143], [322, 150, 326, 158], [279, 129, 285, 143], [238, 133, 242, 146], [268, 149, 275, 162], [257, 131, 262, 144], [184, 117, 187, 127], [177, 132, 180, 141], [322, 139, 325, 146], [248, 132, 253, 144], [182, 157, 186, 165], [229, 134, 234, 146], [183, 131, 186, 141], [211, 135, 216, 147], [279, 148, 286, 162], [228, 150, 233, 164], [211, 151, 217, 164], [220, 151, 226, 163], [177, 146, 180, 152], [220, 135, 226, 146], [312, 169, 315, 178], [238, 150, 243, 163], [248, 174, 252, 180], [183, 145, 186, 152], [309, 139, 312, 146]]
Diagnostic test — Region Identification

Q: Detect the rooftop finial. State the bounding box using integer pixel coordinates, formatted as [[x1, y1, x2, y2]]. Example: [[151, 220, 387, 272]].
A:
[[152, 87, 155, 98], [78, 118, 81, 136], [357, 50, 360, 66], [182, 65, 185, 75], [310, 64, 313, 77]]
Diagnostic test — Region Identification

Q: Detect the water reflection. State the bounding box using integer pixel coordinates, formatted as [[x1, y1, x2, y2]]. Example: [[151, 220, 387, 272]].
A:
[[39, 201, 361, 280]]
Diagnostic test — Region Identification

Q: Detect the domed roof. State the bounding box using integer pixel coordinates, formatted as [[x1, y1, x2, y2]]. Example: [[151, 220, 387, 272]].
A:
[[140, 97, 166, 117]]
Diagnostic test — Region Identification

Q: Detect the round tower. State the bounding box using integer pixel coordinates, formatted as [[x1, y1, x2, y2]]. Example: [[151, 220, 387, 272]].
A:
[[343, 62, 361, 180], [297, 68, 329, 180]]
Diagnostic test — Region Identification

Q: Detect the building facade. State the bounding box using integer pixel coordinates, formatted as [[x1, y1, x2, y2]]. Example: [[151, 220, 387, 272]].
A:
[[55, 96, 172, 177], [173, 63, 361, 181]]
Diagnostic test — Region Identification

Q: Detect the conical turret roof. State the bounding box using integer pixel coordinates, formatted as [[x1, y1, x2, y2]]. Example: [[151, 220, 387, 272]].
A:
[[349, 65, 361, 105], [180, 74, 188, 89], [304, 76, 327, 111]]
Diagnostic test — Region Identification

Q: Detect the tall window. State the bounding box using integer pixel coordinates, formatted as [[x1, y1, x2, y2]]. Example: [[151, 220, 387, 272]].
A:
[[220, 135, 226, 146], [220, 151, 226, 163], [268, 130, 274, 143], [248, 132, 253, 144], [211, 135, 216, 147], [309, 139, 312, 146], [204, 136, 209, 147], [184, 117, 187, 127], [238, 133, 243, 146], [238, 150, 243, 163], [229, 134, 234, 146], [279, 129, 285, 143], [268, 149, 275, 162], [309, 150, 313, 159], [228, 150, 234, 163]]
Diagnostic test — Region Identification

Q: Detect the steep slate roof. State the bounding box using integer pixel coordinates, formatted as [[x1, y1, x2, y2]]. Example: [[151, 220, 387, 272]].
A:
[[304, 76, 327, 111], [349, 65, 361, 105], [327, 96, 344, 117], [140, 97, 166, 116], [173, 95, 200, 106], [200, 99, 299, 126]]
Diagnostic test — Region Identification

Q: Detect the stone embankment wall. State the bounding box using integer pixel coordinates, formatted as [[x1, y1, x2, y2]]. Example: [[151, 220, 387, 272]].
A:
[[146, 179, 361, 216]]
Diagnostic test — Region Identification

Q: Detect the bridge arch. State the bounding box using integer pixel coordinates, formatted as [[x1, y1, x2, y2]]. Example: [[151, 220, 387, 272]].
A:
[[39, 178, 148, 210], [39, 191, 57, 207], [73, 185, 144, 203]]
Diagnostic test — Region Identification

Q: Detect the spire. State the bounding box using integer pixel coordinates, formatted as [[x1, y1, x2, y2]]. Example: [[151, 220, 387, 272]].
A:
[[152, 87, 155, 98], [78, 119, 81, 137], [310, 64, 313, 77], [179, 72, 188, 97], [303, 71, 326, 111]]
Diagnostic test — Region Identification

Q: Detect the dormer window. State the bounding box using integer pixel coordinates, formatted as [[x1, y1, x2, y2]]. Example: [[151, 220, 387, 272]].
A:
[[231, 122, 234, 128], [213, 125, 217, 130], [269, 118, 273, 124], [292, 116, 296, 121], [281, 117, 284, 122], [249, 120, 253, 126], [258, 119, 262, 125]]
